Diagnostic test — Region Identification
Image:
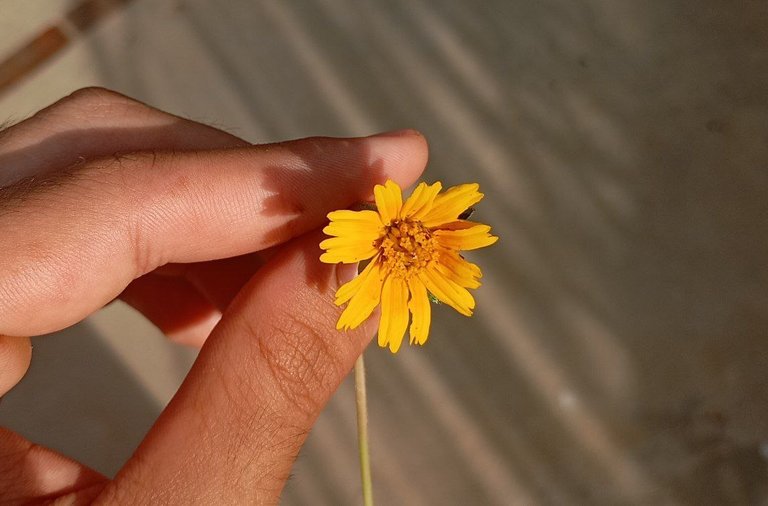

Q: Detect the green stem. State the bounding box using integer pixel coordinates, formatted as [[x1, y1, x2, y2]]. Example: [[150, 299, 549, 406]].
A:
[[354, 354, 374, 506]]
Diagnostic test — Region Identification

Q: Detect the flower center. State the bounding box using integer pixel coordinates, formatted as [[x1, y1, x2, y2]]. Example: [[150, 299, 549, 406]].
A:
[[378, 219, 439, 278]]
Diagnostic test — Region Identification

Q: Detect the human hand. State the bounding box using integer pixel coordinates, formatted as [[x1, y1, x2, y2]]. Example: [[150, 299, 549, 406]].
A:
[[0, 88, 427, 504]]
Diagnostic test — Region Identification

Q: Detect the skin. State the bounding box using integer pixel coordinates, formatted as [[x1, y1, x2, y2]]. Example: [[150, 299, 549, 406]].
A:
[[0, 88, 427, 505]]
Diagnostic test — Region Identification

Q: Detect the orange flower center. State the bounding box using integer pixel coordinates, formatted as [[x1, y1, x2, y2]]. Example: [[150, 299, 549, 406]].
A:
[[378, 219, 439, 278]]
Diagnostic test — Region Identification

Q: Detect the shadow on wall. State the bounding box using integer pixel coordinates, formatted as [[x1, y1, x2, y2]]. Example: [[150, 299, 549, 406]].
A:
[[22, 0, 768, 503]]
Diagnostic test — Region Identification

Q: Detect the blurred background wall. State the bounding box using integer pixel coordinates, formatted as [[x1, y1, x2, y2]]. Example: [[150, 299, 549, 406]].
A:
[[1, 0, 767, 504]]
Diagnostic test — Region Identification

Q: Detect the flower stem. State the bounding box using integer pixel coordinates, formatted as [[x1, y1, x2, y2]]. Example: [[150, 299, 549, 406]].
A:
[[354, 354, 374, 506]]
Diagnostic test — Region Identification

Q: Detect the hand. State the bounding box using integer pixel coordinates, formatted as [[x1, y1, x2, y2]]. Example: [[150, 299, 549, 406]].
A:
[[0, 88, 427, 504]]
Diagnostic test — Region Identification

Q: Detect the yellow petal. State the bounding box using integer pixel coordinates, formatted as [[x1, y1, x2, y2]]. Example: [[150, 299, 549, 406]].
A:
[[337, 261, 387, 330], [319, 235, 378, 264], [320, 209, 384, 263], [434, 221, 498, 251], [436, 251, 482, 289], [401, 181, 442, 220], [373, 180, 403, 224], [418, 265, 475, 316], [378, 275, 409, 353], [324, 210, 384, 237], [320, 236, 374, 249], [320, 249, 378, 264], [420, 183, 484, 228], [335, 255, 379, 306], [323, 223, 381, 239], [437, 220, 483, 231], [407, 276, 431, 345]]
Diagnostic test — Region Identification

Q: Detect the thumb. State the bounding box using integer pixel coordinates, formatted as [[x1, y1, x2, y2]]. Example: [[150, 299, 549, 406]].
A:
[[98, 231, 376, 504]]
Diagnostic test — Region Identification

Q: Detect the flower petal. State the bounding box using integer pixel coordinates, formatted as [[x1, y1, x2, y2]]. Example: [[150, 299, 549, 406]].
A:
[[373, 180, 403, 224], [434, 221, 498, 251], [322, 224, 380, 240], [335, 255, 379, 306], [418, 264, 475, 316], [323, 210, 384, 237], [436, 250, 482, 289], [378, 275, 410, 353], [320, 209, 384, 263], [319, 236, 378, 264], [420, 183, 484, 228], [401, 181, 442, 220], [337, 261, 387, 330], [407, 276, 431, 345]]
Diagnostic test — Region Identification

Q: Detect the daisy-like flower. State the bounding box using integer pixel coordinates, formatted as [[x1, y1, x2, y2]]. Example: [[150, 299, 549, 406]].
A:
[[320, 180, 498, 353]]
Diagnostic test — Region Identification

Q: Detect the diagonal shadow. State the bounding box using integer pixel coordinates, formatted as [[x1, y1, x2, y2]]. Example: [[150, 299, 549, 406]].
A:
[[0, 320, 161, 478]]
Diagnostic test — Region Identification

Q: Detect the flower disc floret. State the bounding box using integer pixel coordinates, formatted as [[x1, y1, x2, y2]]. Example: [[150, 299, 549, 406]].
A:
[[378, 219, 439, 279]]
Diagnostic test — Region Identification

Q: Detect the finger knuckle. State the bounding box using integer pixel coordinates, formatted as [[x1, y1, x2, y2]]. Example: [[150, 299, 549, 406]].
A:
[[51, 87, 148, 120], [65, 86, 131, 107], [65, 151, 166, 275]]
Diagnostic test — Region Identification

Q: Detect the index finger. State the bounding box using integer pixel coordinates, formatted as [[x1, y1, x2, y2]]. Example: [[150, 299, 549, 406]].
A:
[[0, 130, 428, 336]]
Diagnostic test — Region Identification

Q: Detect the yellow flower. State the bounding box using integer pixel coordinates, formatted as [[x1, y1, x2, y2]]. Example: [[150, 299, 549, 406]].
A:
[[320, 180, 498, 353]]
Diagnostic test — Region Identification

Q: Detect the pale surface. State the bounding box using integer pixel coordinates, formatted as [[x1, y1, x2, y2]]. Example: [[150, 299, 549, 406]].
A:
[[1, 0, 767, 504]]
